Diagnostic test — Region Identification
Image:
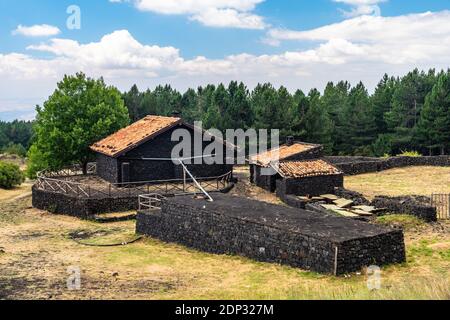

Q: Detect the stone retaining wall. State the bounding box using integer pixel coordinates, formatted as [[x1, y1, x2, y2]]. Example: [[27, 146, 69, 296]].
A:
[[371, 196, 437, 222], [325, 156, 450, 176], [334, 188, 371, 206], [136, 194, 406, 275], [276, 174, 344, 197], [32, 186, 139, 218]]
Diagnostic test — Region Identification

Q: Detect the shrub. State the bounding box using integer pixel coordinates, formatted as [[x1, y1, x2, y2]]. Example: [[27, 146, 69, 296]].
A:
[[0, 161, 25, 189], [398, 150, 422, 157], [2, 142, 27, 157], [371, 134, 393, 157]]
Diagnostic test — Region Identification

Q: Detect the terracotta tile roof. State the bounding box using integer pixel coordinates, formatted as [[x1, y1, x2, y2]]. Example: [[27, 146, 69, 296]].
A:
[[275, 159, 342, 178], [91, 115, 182, 157], [250, 142, 319, 167]]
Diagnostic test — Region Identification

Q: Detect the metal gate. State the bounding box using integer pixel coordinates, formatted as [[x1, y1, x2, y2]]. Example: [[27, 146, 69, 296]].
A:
[[431, 194, 450, 220]]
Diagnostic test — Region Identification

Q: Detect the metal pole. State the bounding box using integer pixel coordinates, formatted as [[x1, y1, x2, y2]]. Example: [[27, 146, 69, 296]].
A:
[[178, 160, 214, 202], [183, 168, 187, 192]]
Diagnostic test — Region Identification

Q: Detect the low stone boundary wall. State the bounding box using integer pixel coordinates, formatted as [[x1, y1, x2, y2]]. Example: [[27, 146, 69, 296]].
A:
[[371, 196, 437, 222], [334, 188, 371, 206], [136, 194, 406, 275], [325, 156, 450, 176], [276, 175, 344, 197], [32, 186, 140, 218]]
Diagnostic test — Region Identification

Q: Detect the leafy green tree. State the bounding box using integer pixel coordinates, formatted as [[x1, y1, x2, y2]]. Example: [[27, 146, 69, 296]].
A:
[[415, 71, 450, 155], [28, 72, 130, 176], [26, 144, 49, 178]]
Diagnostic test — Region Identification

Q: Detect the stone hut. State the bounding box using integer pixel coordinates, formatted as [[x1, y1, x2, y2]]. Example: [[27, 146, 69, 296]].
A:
[[249, 138, 323, 192], [274, 159, 344, 197], [91, 115, 234, 183]]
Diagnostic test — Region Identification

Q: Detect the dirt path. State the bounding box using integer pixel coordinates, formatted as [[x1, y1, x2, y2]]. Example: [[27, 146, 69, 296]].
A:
[[0, 198, 183, 300]]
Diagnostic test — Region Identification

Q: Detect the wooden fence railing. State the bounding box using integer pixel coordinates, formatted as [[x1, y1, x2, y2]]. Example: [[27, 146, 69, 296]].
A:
[[431, 194, 450, 220], [35, 166, 233, 199], [139, 194, 167, 211]]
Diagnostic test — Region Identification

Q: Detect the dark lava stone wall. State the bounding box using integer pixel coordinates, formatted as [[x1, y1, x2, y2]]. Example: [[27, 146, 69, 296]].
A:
[[334, 188, 371, 206], [325, 156, 450, 176], [136, 197, 406, 275], [32, 186, 139, 218], [252, 165, 279, 192], [276, 174, 344, 197], [371, 196, 437, 222], [336, 232, 405, 275], [96, 153, 120, 183]]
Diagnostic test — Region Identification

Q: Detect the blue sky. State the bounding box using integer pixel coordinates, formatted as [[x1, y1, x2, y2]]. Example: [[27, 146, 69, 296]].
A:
[[1, 0, 450, 120]]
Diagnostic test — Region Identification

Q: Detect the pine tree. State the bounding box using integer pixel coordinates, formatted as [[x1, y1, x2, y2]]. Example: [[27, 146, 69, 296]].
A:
[[346, 82, 377, 155], [320, 81, 350, 154], [276, 86, 294, 136], [251, 83, 279, 130], [289, 90, 308, 137], [385, 69, 437, 152], [372, 74, 397, 134], [416, 71, 450, 155], [303, 89, 333, 153], [123, 84, 142, 121], [180, 88, 198, 123]]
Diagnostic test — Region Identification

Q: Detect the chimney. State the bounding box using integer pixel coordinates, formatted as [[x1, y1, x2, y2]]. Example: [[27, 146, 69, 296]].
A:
[[171, 111, 182, 118], [286, 136, 295, 146]]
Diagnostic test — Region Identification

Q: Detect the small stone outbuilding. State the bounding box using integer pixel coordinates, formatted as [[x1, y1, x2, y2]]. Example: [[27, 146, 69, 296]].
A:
[[274, 159, 344, 197], [249, 138, 323, 192]]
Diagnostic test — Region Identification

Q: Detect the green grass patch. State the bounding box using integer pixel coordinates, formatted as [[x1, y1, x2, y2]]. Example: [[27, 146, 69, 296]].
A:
[[375, 214, 425, 230]]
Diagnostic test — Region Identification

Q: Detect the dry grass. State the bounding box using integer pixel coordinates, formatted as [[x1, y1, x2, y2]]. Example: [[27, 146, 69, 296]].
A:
[[0, 183, 32, 202], [0, 168, 449, 300], [345, 166, 450, 200]]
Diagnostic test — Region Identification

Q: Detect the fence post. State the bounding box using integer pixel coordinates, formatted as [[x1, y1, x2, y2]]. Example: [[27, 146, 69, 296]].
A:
[[448, 194, 450, 219]]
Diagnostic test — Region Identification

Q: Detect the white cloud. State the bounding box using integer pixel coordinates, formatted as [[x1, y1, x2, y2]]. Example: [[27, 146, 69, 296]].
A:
[[265, 11, 450, 64], [12, 24, 61, 37], [111, 0, 267, 29], [333, 0, 387, 17], [1, 10, 450, 119]]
